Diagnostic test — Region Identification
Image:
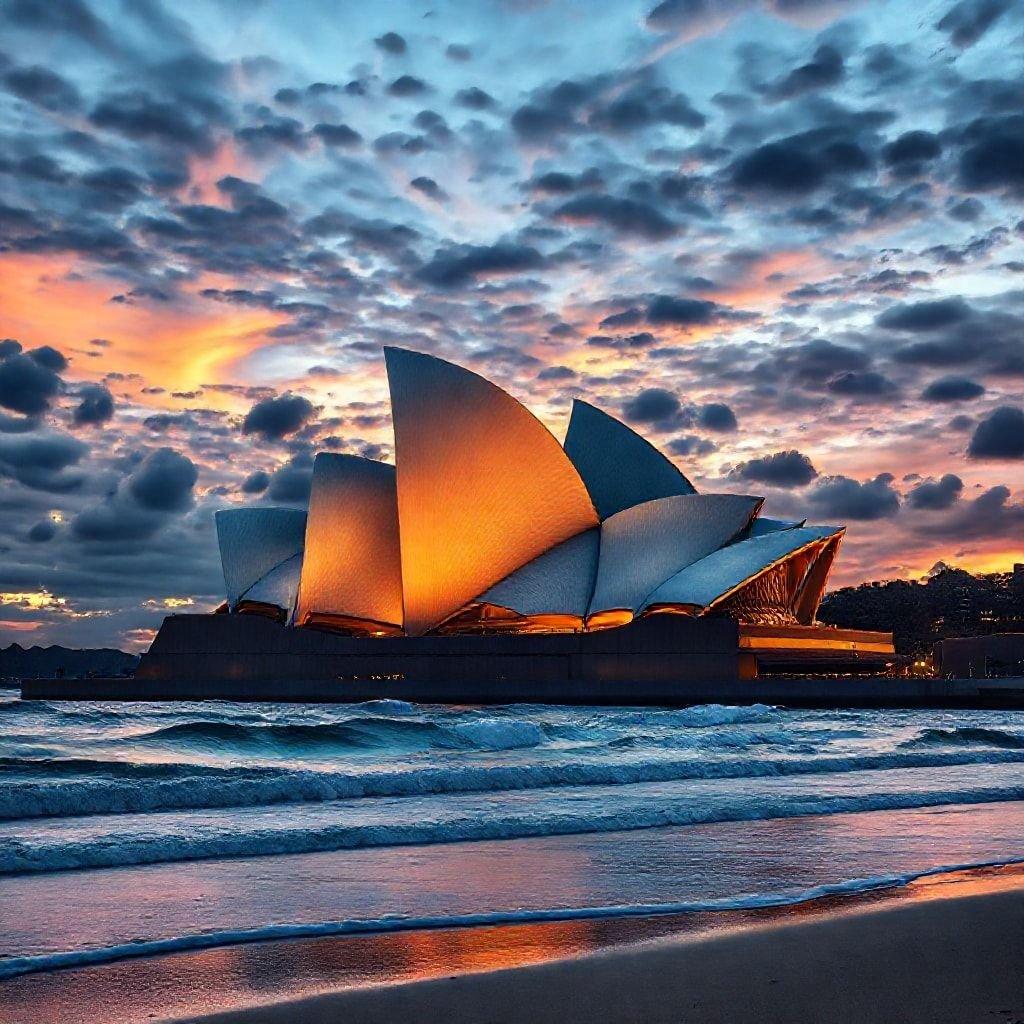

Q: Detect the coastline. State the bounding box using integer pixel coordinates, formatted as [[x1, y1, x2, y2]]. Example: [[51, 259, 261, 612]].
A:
[[181, 864, 1024, 1024], [3, 862, 1022, 1024]]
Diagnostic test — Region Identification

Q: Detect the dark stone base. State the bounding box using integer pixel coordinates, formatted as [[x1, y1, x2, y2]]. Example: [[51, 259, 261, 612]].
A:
[[17, 614, 1024, 707]]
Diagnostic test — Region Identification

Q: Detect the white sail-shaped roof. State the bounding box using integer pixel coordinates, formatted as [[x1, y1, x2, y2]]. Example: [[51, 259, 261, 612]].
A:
[[745, 516, 804, 538], [588, 493, 762, 625], [476, 527, 599, 619], [237, 552, 302, 620], [294, 453, 403, 634], [215, 507, 307, 610], [642, 524, 843, 619], [564, 400, 696, 520], [385, 347, 599, 635]]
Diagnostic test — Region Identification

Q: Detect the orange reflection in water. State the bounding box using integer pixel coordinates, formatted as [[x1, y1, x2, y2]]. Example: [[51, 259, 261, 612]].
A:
[[5, 864, 1023, 1024]]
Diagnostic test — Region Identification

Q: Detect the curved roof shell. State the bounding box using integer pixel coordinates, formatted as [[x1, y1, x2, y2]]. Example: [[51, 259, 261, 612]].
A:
[[588, 493, 762, 626], [215, 507, 307, 610], [564, 400, 696, 520], [237, 552, 302, 622], [642, 524, 843, 619], [294, 453, 403, 634], [385, 347, 598, 635], [474, 527, 600, 620]]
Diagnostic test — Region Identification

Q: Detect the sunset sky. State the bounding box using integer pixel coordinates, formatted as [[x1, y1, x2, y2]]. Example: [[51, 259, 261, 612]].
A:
[[1, 0, 1022, 650]]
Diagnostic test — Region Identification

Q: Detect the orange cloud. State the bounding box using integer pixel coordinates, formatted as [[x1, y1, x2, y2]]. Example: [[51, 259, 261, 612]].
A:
[[0, 255, 287, 409]]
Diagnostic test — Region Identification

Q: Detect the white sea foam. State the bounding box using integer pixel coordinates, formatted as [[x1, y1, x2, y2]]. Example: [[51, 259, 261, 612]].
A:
[[4, 763, 1024, 875], [2, 856, 1021, 982], [5, 747, 1024, 821]]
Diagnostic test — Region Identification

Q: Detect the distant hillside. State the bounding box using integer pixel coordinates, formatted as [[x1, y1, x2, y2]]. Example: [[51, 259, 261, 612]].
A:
[[820, 564, 1024, 657], [0, 644, 138, 682]]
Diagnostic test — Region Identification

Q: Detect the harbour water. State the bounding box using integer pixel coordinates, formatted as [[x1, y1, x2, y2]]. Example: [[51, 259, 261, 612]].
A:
[[3, 691, 1024, 980]]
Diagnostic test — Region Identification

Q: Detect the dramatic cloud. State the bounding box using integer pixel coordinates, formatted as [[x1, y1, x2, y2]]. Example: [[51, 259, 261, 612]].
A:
[[732, 450, 818, 487], [936, 0, 1011, 48], [554, 195, 677, 239], [907, 473, 964, 510], [697, 402, 737, 432], [128, 448, 198, 511], [921, 377, 985, 402], [416, 243, 546, 288], [0, 431, 86, 492], [808, 474, 901, 520], [968, 406, 1024, 459], [242, 394, 316, 440], [73, 384, 115, 426], [0, 348, 63, 416], [622, 388, 682, 425]]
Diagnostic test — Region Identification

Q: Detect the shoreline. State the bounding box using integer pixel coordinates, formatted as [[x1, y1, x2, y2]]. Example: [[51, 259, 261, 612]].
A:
[[3, 861, 1023, 1024], [181, 863, 1024, 1024], [3, 854, 1024, 983]]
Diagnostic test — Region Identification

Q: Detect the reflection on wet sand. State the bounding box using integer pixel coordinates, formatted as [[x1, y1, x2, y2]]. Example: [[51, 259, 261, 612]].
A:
[[3, 863, 1023, 1024]]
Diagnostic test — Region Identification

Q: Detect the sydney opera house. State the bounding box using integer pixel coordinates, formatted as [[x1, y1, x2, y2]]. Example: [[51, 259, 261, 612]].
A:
[[136, 347, 894, 701]]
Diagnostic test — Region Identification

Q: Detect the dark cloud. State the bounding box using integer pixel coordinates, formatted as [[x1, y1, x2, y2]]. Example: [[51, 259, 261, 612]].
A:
[[697, 402, 737, 432], [808, 473, 900, 520], [267, 455, 313, 504], [91, 91, 214, 153], [388, 75, 428, 97], [921, 376, 985, 402], [646, 295, 726, 325], [416, 243, 546, 288], [242, 394, 317, 440], [241, 470, 269, 494], [0, 431, 87, 492], [410, 176, 447, 201], [2, 0, 118, 53], [312, 122, 362, 147], [446, 44, 472, 61], [72, 384, 115, 426], [764, 44, 844, 101], [27, 519, 57, 543], [236, 116, 307, 155], [732, 449, 818, 487], [667, 434, 717, 457], [374, 32, 407, 55], [622, 388, 681, 425], [907, 473, 963, 510], [4, 64, 82, 111], [957, 115, 1024, 192], [454, 86, 494, 110], [876, 297, 971, 331], [967, 405, 1024, 459], [29, 345, 68, 372], [128, 448, 198, 512], [773, 339, 871, 385], [0, 351, 62, 416], [826, 370, 899, 399], [883, 130, 941, 166], [589, 81, 705, 132], [936, 0, 1011, 48], [731, 123, 877, 195], [554, 195, 677, 238]]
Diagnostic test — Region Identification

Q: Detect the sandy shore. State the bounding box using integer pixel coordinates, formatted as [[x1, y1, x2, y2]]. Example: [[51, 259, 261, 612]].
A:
[[183, 874, 1024, 1024]]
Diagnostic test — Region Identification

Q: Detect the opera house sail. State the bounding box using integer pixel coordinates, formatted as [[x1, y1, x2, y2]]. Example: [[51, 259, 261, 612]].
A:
[[136, 346, 894, 700]]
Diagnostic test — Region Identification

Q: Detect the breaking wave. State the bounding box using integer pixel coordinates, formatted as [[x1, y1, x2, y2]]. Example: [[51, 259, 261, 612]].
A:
[[901, 726, 1024, 750], [6, 747, 1024, 822]]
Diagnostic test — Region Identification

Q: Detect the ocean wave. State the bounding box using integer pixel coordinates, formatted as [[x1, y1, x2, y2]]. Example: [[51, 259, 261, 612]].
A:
[[5, 777, 1024, 875], [5, 747, 1024, 821], [3, 857, 1021, 981], [901, 727, 1024, 750]]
